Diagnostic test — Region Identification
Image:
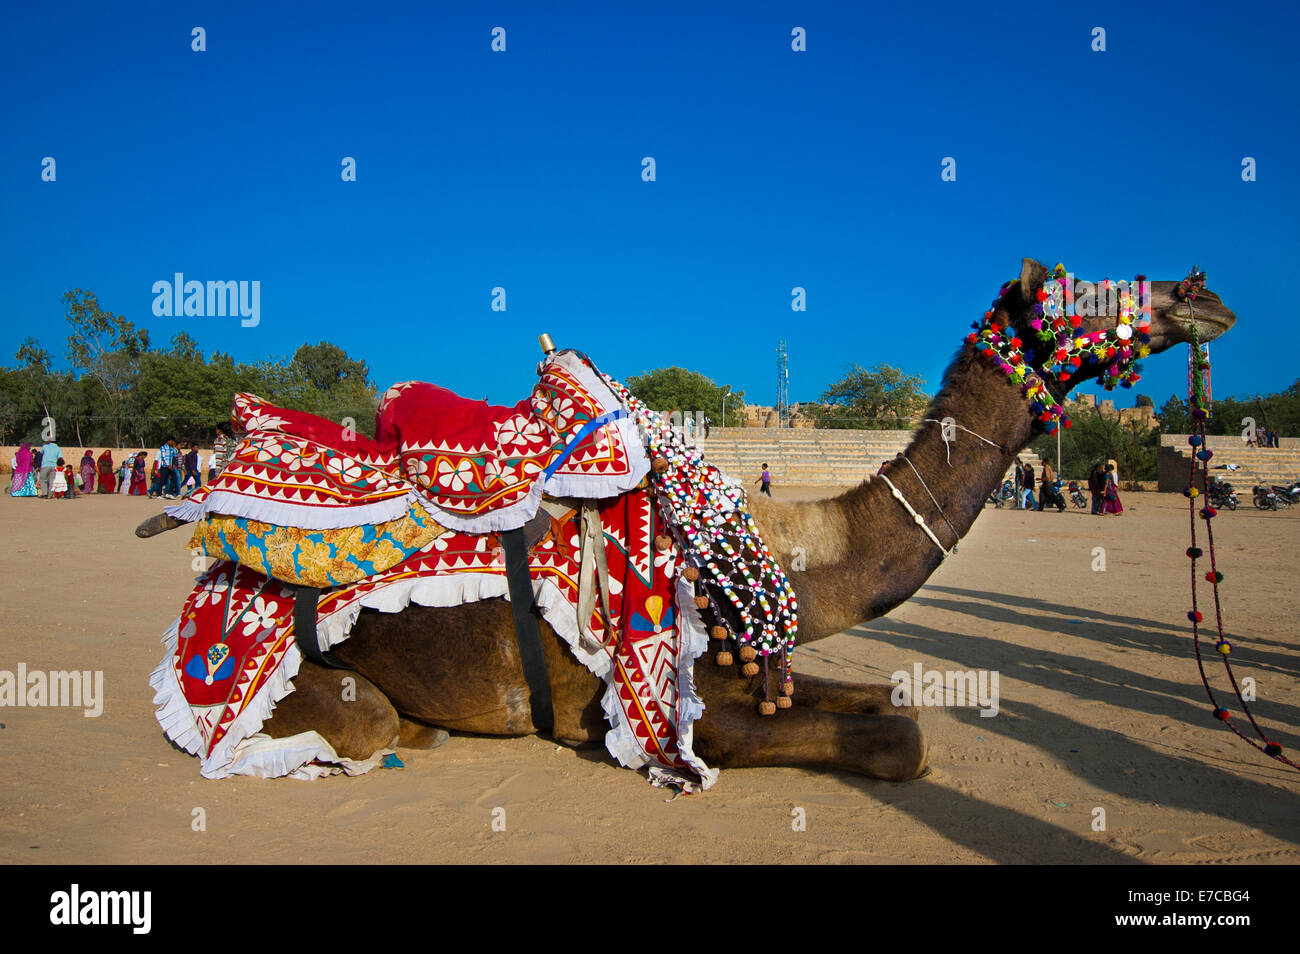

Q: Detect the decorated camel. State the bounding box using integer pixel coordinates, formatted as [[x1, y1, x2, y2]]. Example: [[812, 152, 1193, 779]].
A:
[[140, 259, 1236, 788]]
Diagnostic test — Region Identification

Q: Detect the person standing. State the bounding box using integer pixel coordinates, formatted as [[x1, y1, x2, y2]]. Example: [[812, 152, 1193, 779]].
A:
[[166, 438, 182, 497], [50, 457, 70, 499], [1087, 462, 1105, 514], [1039, 461, 1064, 512], [153, 438, 176, 499], [181, 443, 201, 497], [213, 424, 237, 476], [1103, 462, 1124, 515], [1022, 461, 1036, 510], [130, 452, 148, 495], [39, 436, 62, 498], [1012, 459, 1024, 509], [96, 449, 117, 493], [9, 443, 39, 497], [80, 450, 96, 494], [756, 463, 773, 497]]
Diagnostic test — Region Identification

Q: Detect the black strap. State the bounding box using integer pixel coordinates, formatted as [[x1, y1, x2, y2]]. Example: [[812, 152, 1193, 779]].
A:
[[500, 527, 554, 733], [292, 585, 350, 670]]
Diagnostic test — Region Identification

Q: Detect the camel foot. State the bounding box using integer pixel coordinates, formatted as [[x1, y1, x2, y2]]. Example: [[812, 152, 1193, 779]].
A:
[[397, 717, 450, 750], [264, 662, 400, 759], [135, 512, 186, 538]]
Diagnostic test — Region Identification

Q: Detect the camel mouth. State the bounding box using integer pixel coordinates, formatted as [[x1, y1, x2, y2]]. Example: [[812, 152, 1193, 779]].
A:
[[1148, 286, 1237, 348]]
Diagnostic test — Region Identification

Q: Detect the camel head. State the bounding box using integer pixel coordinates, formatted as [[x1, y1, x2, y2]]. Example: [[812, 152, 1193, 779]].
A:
[[983, 258, 1237, 404]]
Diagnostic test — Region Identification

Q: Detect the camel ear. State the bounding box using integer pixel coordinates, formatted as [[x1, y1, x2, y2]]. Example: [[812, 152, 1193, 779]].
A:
[[1019, 258, 1047, 304]]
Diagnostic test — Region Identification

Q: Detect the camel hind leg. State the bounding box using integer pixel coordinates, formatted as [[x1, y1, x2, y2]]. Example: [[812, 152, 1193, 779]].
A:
[[262, 661, 401, 760]]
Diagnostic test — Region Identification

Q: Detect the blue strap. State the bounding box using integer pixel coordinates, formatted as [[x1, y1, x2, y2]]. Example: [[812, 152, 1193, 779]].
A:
[[543, 409, 628, 479]]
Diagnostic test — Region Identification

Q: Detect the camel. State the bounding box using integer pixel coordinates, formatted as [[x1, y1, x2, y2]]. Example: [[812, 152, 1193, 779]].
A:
[[147, 259, 1238, 783]]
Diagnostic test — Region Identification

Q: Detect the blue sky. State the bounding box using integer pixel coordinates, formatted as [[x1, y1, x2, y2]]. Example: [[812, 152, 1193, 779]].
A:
[[3, 1, 1296, 414]]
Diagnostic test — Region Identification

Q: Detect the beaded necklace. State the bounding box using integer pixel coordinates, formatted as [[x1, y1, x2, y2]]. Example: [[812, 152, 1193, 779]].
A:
[[599, 373, 800, 714], [966, 265, 1154, 433]]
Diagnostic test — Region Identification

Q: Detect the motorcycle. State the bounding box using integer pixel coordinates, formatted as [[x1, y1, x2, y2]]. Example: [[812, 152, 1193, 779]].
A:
[[1066, 480, 1087, 509], [1253, 485, 1280, 511], [1208, 478, 1238, 512], [1270, 482, 1300, 507], [988, 478, 1016, 508]]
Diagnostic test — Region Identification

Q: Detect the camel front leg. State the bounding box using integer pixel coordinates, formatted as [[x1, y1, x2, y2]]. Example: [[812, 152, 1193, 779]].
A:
[[693, 701, 928, 782]]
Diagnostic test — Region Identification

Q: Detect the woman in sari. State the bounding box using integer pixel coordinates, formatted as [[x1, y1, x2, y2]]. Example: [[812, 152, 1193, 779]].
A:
[[1102, 462, 1124, 515], [80, 450, 96, 494], [130, 452, 148, 495], [96, 449, 117, 493], [8, 443, 39, 497]]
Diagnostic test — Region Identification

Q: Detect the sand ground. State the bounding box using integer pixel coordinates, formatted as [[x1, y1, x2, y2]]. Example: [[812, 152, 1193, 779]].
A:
[[2, 486, 1298, 864]]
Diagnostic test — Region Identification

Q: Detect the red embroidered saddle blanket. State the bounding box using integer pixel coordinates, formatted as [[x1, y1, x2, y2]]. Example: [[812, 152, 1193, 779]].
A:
[[151, 483, 716, 788], [169, 350, 650, 536]]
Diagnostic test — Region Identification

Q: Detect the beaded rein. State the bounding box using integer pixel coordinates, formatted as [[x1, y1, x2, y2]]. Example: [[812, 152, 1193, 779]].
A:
[[1178, 269, 1295, 770]]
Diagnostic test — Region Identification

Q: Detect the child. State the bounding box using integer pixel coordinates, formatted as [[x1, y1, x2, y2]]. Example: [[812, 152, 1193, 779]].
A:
[[755, 462, 772, 497], [50, 457, 70, 499]]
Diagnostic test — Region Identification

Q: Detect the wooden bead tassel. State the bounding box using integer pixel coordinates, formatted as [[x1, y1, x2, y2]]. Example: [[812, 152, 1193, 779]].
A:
[[715, 651, 734, 666]]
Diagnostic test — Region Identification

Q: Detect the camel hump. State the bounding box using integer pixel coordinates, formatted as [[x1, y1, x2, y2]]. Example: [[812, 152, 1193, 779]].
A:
[[135, 513, 187, 538]]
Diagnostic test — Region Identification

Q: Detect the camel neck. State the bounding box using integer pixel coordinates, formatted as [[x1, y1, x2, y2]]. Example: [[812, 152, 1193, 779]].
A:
[[775, 348, 1041, 642]]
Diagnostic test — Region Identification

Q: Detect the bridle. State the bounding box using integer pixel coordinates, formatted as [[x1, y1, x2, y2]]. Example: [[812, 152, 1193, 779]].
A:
[[880, 266, 1152, 559]]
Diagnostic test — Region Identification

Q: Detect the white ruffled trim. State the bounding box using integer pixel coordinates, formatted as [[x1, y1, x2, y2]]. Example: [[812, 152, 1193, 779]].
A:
[[672, 574, 718, 790], [162, 497, 205, 523], [165, 488, 419, 530], [148, 619, 204, 757]]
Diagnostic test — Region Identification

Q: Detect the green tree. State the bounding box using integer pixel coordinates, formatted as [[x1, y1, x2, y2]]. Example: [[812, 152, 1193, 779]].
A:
[[1157, 394, 1191, 433], [290, 342, 369, 394], [805, 363, 928, 430], [63, 289, 151, 446], [625, 367, 744, 427], [0, 367, 39, 444]]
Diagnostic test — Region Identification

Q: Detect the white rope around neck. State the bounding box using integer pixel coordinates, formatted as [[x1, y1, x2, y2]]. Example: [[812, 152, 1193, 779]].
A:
[[921, 418, 1004, 466], [877, 471, 954, 559]]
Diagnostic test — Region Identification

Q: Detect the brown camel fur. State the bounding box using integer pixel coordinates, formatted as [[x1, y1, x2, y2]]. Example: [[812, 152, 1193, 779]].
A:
[[149, 259, 1238, 783]]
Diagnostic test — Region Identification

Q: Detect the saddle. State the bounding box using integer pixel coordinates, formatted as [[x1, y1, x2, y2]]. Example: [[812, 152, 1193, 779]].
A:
[[167, 350, 649, 679]]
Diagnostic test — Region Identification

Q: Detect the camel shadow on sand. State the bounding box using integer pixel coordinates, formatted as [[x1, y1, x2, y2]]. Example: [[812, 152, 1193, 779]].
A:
[[840, 603, 1300, 854], [903, 588, 1300, 737], [925, 583, 1300, 674]]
